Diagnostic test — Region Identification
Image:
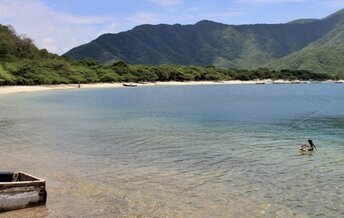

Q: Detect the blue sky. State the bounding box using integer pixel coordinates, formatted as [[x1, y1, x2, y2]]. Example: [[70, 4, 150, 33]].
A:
[[0, 0, 343, 54]]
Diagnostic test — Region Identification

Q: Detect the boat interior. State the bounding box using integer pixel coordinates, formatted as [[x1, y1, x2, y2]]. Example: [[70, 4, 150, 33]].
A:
[[0, 172, 40, 183]]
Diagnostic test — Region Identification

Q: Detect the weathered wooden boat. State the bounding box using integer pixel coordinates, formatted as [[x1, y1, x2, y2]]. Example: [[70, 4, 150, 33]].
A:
[[0, 172, 47, 212], [123, 83, 137, 87]]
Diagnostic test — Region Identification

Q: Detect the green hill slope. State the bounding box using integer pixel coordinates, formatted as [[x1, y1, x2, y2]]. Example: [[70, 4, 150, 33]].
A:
[[267, 11, 344, 75], [0, 23, 333, 85], [64, 10, 344, 72], [0, 24, 106, 85]]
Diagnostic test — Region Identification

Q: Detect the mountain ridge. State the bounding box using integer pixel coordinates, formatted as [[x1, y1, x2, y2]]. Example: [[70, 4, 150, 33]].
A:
[[0, 23, 336, 85], [64, 10, 344, 75]]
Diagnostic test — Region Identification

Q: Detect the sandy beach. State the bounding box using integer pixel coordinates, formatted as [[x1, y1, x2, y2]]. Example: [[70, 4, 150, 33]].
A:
[[0, 80, 272, 96], [0, 79, 339, 96], [0, 84, 76, 96]]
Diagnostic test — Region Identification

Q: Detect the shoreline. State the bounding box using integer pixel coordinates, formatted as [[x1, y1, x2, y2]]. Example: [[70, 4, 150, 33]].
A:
[[0, 80, 342, 96], [0, 81, 253, 96]]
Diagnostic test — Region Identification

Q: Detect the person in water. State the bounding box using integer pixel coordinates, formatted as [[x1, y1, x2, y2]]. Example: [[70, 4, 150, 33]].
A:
[[300, 139, 317, 152]]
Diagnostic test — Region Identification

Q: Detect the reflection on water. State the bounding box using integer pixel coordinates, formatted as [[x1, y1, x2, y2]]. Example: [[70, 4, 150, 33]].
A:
[[0, 84, 343, 217]]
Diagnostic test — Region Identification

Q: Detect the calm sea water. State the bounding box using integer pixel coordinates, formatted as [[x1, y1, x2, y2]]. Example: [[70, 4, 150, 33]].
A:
[[0, 84, 343, 217]]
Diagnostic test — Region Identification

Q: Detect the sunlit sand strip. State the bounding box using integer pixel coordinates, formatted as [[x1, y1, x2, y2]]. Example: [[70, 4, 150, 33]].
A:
[[0, 81, 255, 96], [0, 84, 78, 95], [1, 79, 330, 96]]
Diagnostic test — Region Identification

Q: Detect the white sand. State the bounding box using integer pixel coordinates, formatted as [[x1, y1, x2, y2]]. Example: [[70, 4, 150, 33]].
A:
[[0, 84, 76, 96], [0, 79, 319, 96], [0, 83, 126, 96]]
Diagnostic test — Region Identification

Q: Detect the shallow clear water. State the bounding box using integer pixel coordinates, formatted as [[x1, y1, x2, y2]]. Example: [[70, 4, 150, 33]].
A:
[[0, 84, 343, 217]]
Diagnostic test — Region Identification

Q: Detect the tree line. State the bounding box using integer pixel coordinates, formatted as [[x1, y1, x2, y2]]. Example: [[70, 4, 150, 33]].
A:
[[0, 24, 337, 85], [0, 58, 335, 86]]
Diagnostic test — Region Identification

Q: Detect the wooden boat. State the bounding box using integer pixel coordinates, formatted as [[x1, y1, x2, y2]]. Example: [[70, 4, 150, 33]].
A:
[[0, 172, 47, 212], [123, 83, 137, 87]]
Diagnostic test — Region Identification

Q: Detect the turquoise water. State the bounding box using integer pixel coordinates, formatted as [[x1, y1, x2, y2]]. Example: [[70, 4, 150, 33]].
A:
[[0, 84, 343, 217]]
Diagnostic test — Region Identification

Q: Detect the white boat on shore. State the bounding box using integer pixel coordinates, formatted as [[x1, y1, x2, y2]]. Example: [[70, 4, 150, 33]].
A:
[[0, 172, 47, 212], [272, 80, 286, 84], [123, 83, 138, 87]]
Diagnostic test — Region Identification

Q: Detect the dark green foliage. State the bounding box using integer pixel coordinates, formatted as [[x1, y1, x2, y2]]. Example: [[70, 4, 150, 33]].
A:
[[267, 17, 344, 75], [112, 60, 129, 68], [64, 9, 344, 75]]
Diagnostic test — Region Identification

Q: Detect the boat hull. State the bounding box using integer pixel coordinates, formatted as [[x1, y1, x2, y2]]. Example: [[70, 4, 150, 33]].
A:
[[123, 83, 137, 87], [0, 172, 47, 212]]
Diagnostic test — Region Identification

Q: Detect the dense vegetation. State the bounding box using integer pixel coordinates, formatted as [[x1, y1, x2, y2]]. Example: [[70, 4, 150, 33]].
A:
[[65, 61, 333, 83], [0, 24, 73, 85], [268, 13, 344, 79], [65, 9, 344, 75], [0, 24, 336, 86]]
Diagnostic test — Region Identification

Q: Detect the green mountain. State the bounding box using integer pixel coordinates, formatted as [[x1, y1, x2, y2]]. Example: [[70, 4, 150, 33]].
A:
[[0, 24, 334, 85], [268, 10, 344, 76], [64, 9, 344, 75]]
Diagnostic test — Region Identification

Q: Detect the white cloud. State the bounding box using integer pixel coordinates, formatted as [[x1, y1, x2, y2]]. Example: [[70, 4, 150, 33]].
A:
[[0, 0, 118, 54], [240, 0, 344, 7], [41, 38, 58, 52], [239, 0, 309, 3], [202, 11, 244, 19], [326, 0, 344, 7], [127, 12, 161, 25], [240, 0, 344, 12], [97, 22, 119, 35], [149, 0, 181, 7], [170, 9, 244, 24], [185, 7, 202, 13], [58, 15, 114, 25]]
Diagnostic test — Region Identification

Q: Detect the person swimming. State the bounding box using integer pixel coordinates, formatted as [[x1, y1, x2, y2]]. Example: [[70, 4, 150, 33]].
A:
[[300, 139, 317, 152]]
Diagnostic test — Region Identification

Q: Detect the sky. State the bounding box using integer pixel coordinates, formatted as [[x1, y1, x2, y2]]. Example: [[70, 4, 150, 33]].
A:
[[0, 0, 344, 54]]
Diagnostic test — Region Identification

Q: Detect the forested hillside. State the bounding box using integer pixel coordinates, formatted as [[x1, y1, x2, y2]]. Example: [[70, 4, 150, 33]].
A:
[[0, 24, 335, 85], [0, 24, 78, 85], [267, 10, 344, 77], [64, 10, 344, 75]]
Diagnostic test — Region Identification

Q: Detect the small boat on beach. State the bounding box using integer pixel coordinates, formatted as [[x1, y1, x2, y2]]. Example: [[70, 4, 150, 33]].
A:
[[0, 172, 47, 212], [123, 83, 138, 87]]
